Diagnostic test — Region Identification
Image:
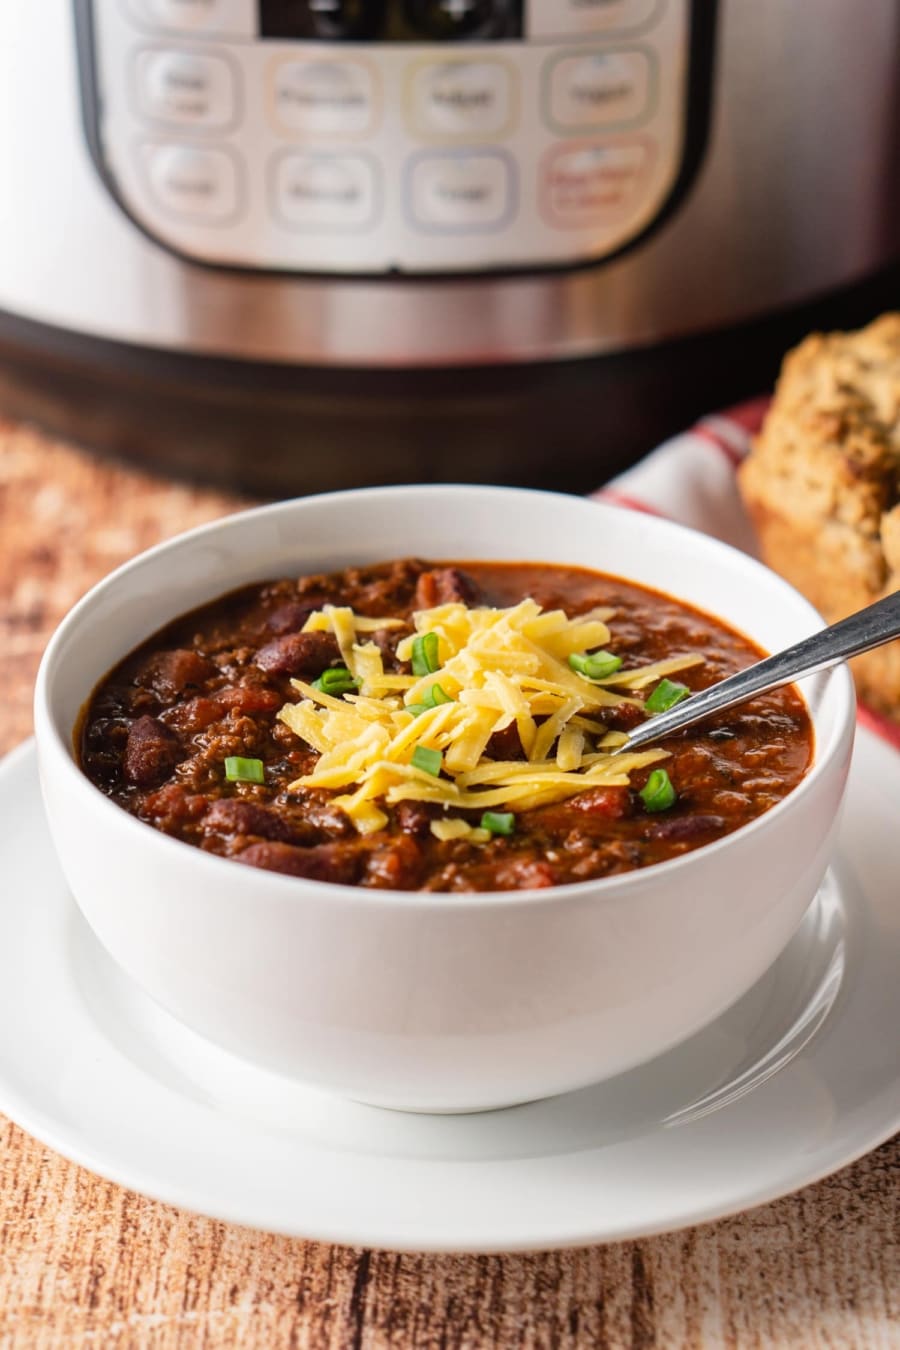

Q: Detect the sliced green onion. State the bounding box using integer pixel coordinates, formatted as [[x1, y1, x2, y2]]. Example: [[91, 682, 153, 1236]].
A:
[[311, 666, 358, 696], [640, 768, 677, 813], [407, 682, 454, 716], [645, 678, 691, 715], [224, 756, 265, 784], [411, 632, 440, 677], [481, 811, 515, 836], [411, 745, 443, 777], [569, 650, 623, 681]]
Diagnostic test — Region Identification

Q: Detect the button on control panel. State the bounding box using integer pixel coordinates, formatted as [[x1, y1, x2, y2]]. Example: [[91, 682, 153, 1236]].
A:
[[407, 150, 513, 230], [407, 59, 514, 138], [273, 152, 379, 228], [542, 140, 650, 226], [135, 48, 239, 128], [87, 0, 700, 272], [142, 142, 241, 221], [545, 48, 654, 133], [270, 58, 378, 136]]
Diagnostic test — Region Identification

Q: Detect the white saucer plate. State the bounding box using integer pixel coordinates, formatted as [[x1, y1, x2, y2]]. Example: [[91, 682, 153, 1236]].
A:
[[1, 734, 899, 1253]]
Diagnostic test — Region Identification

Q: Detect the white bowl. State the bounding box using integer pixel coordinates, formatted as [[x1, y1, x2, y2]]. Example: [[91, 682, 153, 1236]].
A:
[[34, 486, 855, 1113]]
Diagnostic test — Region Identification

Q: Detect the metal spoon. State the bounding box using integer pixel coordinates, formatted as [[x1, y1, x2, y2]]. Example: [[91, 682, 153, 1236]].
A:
[[613, 589, 900, 754]]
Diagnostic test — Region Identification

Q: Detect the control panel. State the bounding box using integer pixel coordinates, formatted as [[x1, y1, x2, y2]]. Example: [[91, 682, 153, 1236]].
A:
[[78, 0, 704, 275]]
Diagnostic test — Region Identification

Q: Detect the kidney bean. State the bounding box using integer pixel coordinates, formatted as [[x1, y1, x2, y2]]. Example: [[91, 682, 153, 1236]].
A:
[[237, 841, 363, 884], [415, 567, 482, 609], [124, 716, 180, 786], [646, 814, 726, 840], [254, 632, 340, 677], [136, 649, 215, 700], [202, 799, 319, 845]]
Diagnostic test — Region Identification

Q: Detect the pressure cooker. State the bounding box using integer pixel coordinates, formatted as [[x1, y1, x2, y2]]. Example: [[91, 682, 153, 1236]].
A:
[[0, 0, 897, 493]]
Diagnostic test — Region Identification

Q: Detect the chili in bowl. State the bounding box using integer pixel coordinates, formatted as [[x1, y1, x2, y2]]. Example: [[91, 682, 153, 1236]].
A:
[[78, 560, 814, 892], [34, 486, 854, 1113]]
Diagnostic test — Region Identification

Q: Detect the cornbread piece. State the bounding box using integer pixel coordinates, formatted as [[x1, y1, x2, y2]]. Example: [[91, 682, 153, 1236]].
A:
[[739, 314, 900, 719]]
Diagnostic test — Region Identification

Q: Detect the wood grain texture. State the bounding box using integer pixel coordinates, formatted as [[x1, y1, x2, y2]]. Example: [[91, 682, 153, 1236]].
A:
[[1, 417, 898, 1349]]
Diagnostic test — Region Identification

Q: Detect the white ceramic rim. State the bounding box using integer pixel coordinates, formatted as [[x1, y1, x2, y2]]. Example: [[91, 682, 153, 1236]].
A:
[[34, 484, 857, 912]]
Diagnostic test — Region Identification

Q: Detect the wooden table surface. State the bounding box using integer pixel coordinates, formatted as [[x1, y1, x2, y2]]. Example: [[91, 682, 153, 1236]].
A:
[[1, 418, 898, 1349]]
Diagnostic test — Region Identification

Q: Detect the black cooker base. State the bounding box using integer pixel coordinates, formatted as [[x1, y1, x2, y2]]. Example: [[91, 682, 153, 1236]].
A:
[[1, 265, 897, 499]]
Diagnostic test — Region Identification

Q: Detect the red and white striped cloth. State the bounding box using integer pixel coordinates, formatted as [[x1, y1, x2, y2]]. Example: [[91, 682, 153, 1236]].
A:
[[593, 397, 900, 751]]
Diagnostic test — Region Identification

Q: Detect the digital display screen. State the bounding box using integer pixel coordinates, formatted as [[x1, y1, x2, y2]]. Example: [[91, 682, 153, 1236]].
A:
[[258, 0, 523, 41]]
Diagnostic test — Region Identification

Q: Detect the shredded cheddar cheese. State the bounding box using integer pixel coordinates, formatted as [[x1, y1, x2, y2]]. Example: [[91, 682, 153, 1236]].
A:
[[430, 818, 491, 844], [276, 597, 703, 834]]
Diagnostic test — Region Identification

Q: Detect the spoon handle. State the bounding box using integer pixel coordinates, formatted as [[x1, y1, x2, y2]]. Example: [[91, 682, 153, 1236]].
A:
[[617, 589, 900, 753]]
